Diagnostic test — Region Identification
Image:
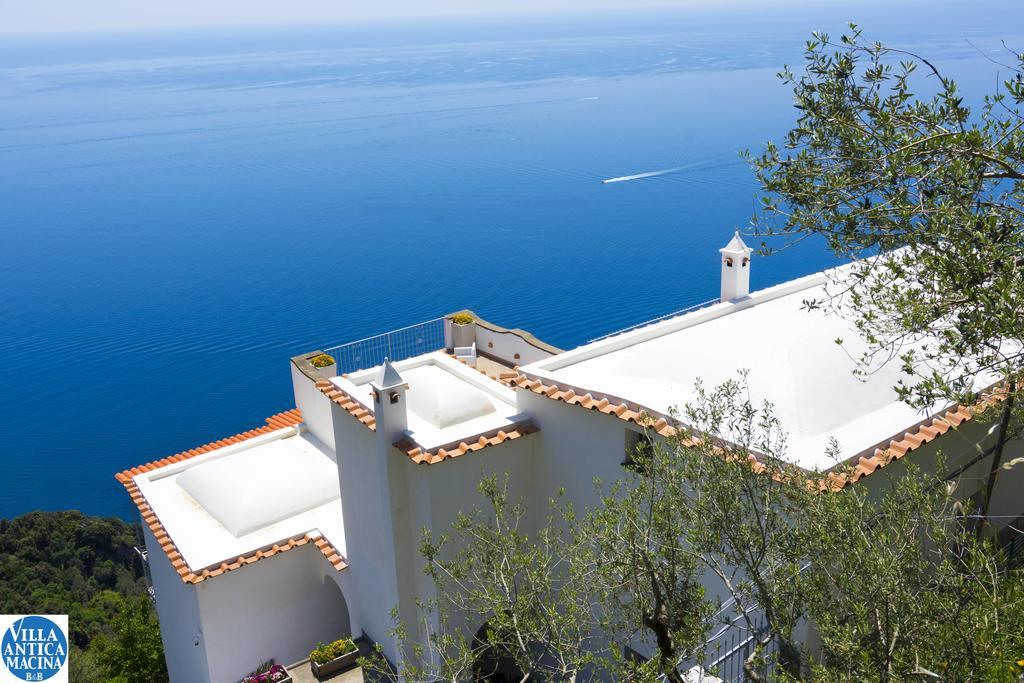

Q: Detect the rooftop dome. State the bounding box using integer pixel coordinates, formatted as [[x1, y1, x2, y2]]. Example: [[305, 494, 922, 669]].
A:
[[177, 437, 339, 537], [403, 364, 496, 429]]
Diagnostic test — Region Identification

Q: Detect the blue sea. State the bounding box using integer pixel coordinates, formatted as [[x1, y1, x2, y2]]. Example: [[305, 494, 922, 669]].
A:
[[2, 2, 1022, 519]]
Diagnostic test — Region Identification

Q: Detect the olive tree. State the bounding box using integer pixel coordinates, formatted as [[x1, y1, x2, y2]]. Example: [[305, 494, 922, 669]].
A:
[[748, 26, 1024, 521], [368, 375, 1024, 682], [669, 377, 1024, 682], [363, 475, 604, 683], [584, 425, 712, 683]]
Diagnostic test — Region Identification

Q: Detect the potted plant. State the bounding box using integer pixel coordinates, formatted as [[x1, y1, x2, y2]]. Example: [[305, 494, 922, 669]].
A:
[[450, 313, 476, 349], [310, 638, 359, 679], [241, 662, 291, 683], [308, 353, 337, 378]]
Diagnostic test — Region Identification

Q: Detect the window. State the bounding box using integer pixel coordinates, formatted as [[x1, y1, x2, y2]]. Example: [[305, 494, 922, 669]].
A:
[[623, 430, 654, 474]]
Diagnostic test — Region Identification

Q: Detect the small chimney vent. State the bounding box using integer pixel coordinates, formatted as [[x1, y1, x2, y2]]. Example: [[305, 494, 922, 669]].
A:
[[719, 231, 753, 301], [370, 357, 410, 441]]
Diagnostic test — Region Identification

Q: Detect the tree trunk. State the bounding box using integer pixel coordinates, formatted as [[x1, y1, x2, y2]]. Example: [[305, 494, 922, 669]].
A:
[[979, 380, 1016, 538], [742, 635, 772, 683], [643, 611, 684, 683]]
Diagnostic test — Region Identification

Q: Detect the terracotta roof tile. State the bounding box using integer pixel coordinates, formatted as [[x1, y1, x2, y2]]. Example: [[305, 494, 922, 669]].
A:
[[394, 422, 539, 465], [315, 379, 377, 430], [512, 373, 686, 441], [114, 409, 302, 484], [447, 351, 523, 386], [513, 372, 1008, 490], [822, 394, 1007, 490], [499, 371, 522, 386], [114, 410, 349, 584]]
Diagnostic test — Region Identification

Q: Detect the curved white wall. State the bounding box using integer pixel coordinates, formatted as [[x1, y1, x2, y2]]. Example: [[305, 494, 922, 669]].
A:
[[197, 546, 351, 683], [476, 326, 555, 367]]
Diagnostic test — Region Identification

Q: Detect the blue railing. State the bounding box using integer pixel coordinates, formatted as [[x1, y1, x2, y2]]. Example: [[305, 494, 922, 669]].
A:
[[322, 317, 447, 375]]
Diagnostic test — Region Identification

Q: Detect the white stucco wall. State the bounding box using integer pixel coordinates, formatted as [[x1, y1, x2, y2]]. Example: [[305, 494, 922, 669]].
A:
[[331, 385, 544, 664], [379, 443, 427, 665], [860, 418, 1024, 529], [475, 325, 556, 367], [197, 545, 351, 683], [422, 436, 539, 540], [144, 524, 209, 683], [414, 436, 541, 638], [988, 438, 1024, 525], [331, 407, 402, 659], [291, 363, 335, 451], [518, 390, 632, 512]]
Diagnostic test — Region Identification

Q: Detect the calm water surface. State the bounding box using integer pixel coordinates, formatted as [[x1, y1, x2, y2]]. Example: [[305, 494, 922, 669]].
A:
[[2, 3, 1022, 518]]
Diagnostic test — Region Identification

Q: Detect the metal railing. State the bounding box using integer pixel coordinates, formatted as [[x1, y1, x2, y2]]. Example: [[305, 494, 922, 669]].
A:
[[133, 545, 156, 604], [705, 614, 776, 683], [589, 297, 720, 343], [1004, 528, 1024, 570], [322, 317, 447, 375], [700, 562, 811, 682]]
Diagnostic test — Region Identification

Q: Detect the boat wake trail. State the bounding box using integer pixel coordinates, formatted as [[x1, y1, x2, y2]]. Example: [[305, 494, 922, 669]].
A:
[[601, 155, 746, 185], [602, 167, 684, 184]]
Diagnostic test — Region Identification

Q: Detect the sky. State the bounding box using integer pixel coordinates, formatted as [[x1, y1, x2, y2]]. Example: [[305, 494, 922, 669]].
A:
[[0, 0, 732, 35]]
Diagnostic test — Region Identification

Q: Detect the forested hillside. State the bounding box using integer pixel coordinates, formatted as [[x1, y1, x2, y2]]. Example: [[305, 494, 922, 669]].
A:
[[0, 511, 168, 682]]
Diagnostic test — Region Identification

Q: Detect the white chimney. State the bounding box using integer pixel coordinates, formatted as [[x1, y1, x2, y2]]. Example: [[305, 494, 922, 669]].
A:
[[369, 357, 409, 442], [719, 231, 753, 301]]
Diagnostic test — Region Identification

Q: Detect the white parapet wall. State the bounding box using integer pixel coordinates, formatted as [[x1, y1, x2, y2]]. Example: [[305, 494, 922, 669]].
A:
[[144, 524, 209, 683], [291, 360, 336, 451], [475, 324, 555, 366], [445, 311, 561, 368]]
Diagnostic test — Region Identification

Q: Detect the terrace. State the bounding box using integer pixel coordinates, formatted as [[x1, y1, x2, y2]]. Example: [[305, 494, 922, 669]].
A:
[[296, 310, 562, 383], [130, 422, 345, 576]]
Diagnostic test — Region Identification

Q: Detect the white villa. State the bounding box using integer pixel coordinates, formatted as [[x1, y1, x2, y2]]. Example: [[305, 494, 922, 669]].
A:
[[116, 234, 1024, 683]]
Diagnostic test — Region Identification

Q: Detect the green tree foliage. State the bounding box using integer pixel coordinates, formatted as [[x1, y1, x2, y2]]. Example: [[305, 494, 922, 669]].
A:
[[93, 595, 169, 683], [669, 377, 1024, 681], [367, 476, 604, 682], [0, 511, 168, 682], [801, 470, 1024, 682], [69, 646, 105, 683], [382, 376, 1024, 682], [747, 27, 1024, 521], [668, 378, 816, 681], [585, 435, 711, 682], [0, 511, 146, 647], [748, 24, 1024, 408]]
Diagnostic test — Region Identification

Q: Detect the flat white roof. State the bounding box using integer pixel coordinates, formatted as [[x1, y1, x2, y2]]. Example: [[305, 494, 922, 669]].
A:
[[332, 351, 528, 450], [523, 267, 953, 471], [134, 427, 345, 572]]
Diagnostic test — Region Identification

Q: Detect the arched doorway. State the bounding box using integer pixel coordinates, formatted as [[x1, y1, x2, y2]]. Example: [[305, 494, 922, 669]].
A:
[[319, 574, 352, 641]]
